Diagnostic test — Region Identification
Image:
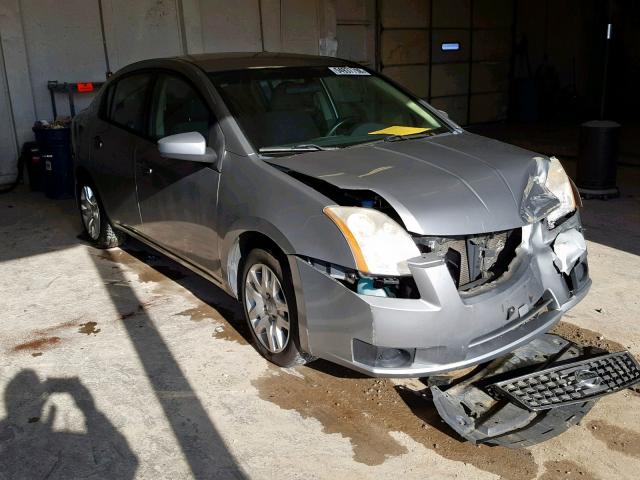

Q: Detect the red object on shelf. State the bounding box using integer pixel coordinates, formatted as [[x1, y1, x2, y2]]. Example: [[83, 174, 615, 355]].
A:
[[76, 82, 94, 93]]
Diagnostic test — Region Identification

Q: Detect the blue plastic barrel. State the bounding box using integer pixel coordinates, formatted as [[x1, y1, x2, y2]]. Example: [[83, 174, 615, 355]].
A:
[[33, 126, 74, 199]]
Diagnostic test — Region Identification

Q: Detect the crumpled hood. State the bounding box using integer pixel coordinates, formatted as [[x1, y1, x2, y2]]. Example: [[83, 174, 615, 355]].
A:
[[267, 132, 543, 236]]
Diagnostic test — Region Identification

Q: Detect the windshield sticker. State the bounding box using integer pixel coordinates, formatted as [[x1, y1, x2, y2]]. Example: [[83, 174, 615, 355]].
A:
[[368, 126, 431, 136], [328, 66, 370, 76]]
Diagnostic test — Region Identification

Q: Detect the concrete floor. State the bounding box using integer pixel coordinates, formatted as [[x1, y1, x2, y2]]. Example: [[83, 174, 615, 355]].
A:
[[1, 163, 639, 479]]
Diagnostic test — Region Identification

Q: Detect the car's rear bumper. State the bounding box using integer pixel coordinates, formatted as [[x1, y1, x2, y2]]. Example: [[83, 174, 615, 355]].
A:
[[291, 217, 591, 377]]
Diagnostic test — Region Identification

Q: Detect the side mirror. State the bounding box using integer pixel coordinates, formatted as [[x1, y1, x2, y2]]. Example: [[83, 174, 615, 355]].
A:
[[157, 132, 217, 164], [438, 109, 449, 119]]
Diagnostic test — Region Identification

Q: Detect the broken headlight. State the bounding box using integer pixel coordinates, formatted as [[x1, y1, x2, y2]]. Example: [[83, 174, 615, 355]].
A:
[[521, 156, 577, 228], [546, 157, 578, 226], [323, 206, 420, 275]]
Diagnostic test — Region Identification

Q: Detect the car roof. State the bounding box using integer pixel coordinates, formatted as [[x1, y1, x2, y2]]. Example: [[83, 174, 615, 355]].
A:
[[181, 52, 353, 73], [119, 52, 353, 75]]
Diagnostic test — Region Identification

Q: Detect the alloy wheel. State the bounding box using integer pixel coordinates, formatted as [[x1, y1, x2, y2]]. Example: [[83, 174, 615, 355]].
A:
[[80, 185, 101, 240], [244, 263, 290, 353]]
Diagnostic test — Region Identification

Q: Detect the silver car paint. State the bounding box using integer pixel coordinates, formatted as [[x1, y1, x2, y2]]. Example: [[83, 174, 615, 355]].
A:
[[157, 131, 217, 163], [216, 151, 356, 282], [134, 133, 223, 274], [73, 54, 590, 377], [295, 215, 590, 377], [266, 132, 545, 236], [83, 107, 142, 229]]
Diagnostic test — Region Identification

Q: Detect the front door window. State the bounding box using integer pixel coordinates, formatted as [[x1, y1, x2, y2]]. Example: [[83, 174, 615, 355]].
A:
[[150, 74, 212, 141]]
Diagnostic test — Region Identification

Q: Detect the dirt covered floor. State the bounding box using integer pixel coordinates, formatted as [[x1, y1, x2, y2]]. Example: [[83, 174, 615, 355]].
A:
[[0, 163, 639, 479]]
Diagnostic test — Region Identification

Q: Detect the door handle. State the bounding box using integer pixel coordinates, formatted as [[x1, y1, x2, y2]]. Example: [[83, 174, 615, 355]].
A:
[[140, 161, 153, 175], [94, 136, 103, 149]]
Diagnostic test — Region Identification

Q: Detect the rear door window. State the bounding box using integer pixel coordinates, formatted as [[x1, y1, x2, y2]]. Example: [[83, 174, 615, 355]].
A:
[[149, 74, 212, 141], [108, 74, 152, 134]]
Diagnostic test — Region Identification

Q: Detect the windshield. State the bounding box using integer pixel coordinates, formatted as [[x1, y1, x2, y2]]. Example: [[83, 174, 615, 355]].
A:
[[209, 66, 449, 152]]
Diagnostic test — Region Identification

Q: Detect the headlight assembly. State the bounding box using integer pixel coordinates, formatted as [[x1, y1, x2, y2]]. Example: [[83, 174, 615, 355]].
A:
[[323, 206, 420, 276], [521, 156, 578, 228], [545, 157, 577, 226]]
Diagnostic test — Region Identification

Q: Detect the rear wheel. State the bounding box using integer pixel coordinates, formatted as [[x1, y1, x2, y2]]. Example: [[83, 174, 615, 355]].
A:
[[241, 248, 312, 367], [77, 182, 126, 249]]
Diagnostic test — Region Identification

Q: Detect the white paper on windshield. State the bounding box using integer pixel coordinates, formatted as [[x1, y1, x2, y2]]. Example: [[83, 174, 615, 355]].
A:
[[328, 66, 370, 76]]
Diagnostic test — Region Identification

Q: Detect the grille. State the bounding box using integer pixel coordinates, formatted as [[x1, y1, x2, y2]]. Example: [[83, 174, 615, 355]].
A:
[[488, 351, 640, 411], [416, 229, 518, 289]]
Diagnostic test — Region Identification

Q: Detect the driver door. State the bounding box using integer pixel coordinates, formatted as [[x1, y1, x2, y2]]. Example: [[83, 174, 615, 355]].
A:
[[135, 72, 221, 274]]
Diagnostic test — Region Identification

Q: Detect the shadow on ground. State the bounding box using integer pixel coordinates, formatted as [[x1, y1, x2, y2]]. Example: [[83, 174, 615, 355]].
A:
[[87, 248, 246, 479], [1, 189, 247, 479], [0, 370, 137, 479]]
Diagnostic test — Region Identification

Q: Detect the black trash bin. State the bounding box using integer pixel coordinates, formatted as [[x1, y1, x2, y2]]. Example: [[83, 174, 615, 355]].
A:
[[33, 125, 74, 199], [514, 78, 538, 122], [576, 120, 620, 199]]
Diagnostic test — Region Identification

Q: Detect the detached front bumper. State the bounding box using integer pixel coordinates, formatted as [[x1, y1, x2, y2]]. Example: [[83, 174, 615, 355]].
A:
[[430, 334, 640, 446], [293, 216, 590, 377]]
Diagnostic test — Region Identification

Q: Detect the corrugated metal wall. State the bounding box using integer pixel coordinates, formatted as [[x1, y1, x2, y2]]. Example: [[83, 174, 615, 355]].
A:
[[336, 0, 376, 66], [377, 0, 513, 125], [0, 39, 18, 185], [334, 0, 514, 126]]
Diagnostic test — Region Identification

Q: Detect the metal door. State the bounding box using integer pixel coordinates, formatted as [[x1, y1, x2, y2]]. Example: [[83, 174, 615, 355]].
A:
[[90, 73, 153, 228], [374, 0, 514, 125], [135, 73, 221, 274]]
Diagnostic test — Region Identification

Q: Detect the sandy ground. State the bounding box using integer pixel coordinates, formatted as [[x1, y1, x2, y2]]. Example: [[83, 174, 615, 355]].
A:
[[0, 164, 639, 479]]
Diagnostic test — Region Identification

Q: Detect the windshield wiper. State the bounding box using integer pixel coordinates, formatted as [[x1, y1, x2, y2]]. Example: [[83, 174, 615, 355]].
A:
[[353, 128, 449, 148], [258, 144, 336, 155], [383, 132, 434, 143]]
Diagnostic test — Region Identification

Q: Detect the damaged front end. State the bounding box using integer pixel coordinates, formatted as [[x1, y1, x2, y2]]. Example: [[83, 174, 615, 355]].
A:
[[266, 141, 638, 446], [428, 334, 640, 447], [413, 228, 522, 292], [287, 153, 596, 378], [295, 211, 592, 377]]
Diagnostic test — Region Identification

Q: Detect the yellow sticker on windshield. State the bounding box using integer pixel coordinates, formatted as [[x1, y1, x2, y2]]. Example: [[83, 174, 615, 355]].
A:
[[368, 126, 431, 136]]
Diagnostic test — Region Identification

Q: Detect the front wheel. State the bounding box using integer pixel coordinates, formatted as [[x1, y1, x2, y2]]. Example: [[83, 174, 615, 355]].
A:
[[77, 182, 126, 249], [241, 248, 312, 367]]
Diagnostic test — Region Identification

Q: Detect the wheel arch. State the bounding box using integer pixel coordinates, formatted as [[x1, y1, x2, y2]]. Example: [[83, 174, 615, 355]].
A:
[[228, 228, 313, 357], [75, 165, 93, 184], [224, 228, 292, 299]]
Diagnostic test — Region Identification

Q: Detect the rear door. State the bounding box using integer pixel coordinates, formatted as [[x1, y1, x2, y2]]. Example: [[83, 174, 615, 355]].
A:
[[91, 73, 152, 228], [135, 71, 222, 274]]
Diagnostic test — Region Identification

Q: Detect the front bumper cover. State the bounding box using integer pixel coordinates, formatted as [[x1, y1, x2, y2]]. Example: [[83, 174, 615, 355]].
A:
[[430, 334, 640, 445], [292, 216, 590, 377]]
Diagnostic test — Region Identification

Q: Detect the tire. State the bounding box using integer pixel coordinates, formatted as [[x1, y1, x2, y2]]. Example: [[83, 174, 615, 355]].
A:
[[241, 248, 312, 368], [76, 180, 126, 249], [483, 401, 595, 448]]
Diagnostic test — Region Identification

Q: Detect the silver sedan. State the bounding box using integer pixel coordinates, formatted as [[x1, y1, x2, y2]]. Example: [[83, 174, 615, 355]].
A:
[[72, 52, 590, 377]]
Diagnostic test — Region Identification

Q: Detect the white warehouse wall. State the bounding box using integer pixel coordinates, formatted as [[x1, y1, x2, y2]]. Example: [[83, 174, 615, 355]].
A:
[[0, 39, 18, 186], [0, 0, 337, 186], [20, 0, 106, 121]]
